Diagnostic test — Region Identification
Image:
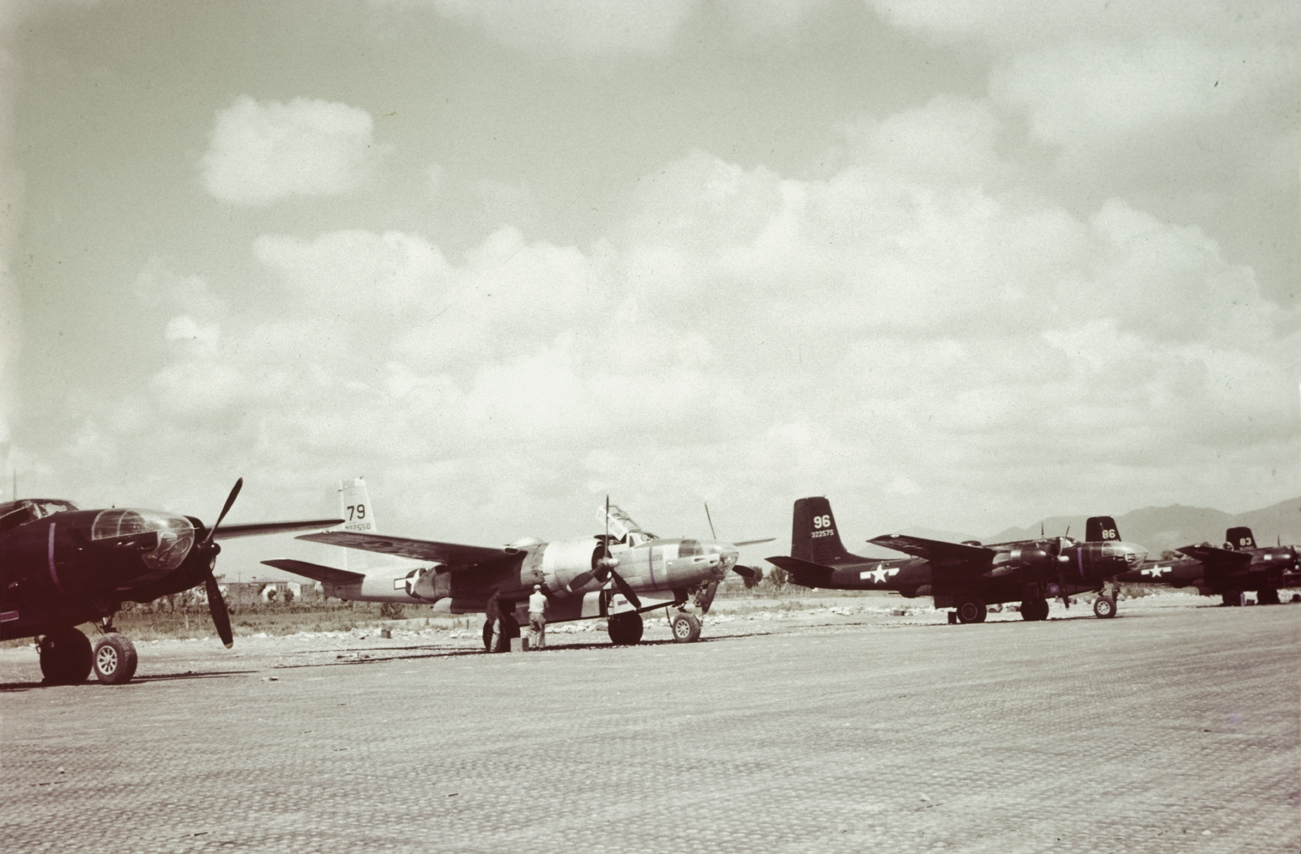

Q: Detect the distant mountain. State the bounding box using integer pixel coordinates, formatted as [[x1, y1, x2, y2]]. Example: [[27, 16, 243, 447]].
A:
[[985, 497, 1301, 557]]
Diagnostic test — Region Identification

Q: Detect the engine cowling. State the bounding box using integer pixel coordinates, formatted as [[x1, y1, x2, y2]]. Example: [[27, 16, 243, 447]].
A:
[[539, 539, 605, 596], [989, 547, 1053, 577]]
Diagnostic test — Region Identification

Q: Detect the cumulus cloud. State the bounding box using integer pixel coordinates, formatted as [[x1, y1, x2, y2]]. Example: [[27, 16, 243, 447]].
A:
[[200, 96, 387, 205], [26, 90, 1301, 536]]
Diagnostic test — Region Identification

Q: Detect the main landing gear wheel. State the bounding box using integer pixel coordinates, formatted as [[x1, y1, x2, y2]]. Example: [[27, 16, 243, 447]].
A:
[[607, 611, 644, 645], [1020, 599, 1049, 621], [1221, 592, 1244, 607], [38, 627, 93, 685], [671, 612, 702, 643], [1092, 596, 1117, 619], [93, 634, 138, 684], [955, 597, 987, 624], [1257, 588, 1280, 606]]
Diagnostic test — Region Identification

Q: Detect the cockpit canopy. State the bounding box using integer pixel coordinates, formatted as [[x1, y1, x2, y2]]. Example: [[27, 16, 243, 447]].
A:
[[93, 509, 196, 571], [0, 498, 81, 532]]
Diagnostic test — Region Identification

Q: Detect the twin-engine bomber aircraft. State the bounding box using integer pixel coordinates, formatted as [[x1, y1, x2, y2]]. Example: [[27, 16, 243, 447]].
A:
[[767, 497, 1148, 623], [1116, 526, 1299, 606], [0, 479, 341, 685], [265, 479, 768, 646]]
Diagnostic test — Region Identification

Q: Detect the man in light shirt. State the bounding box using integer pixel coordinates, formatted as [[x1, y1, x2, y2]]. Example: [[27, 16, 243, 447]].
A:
[[528, 584, 547, 650]]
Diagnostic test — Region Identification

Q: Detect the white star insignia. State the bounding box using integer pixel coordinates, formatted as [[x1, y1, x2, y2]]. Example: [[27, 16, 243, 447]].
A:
[[860, 566, 900, 584], [1141, 566, 1169, 578]]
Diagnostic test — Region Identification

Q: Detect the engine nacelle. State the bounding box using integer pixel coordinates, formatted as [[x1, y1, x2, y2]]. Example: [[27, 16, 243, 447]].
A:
[[1062, 541, 1148, 584], [990, 547, 1053, 576], [539, 539, 605, 597]]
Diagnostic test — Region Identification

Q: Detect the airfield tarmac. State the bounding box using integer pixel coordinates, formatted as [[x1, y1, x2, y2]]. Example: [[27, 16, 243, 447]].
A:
[[2, 595, 1297, 854]]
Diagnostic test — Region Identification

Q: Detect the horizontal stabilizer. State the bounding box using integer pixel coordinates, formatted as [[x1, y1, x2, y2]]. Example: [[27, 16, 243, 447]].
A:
[[261, 559, 365, 585], [298, 531, 516, 566], [869, 534, 991, 570], [1177, 544, 1253, 569], [216, 519, 343, 540], [766, 555, 836, 587]]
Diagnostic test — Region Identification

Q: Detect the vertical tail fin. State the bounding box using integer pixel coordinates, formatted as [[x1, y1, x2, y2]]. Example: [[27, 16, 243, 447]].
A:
[[1085, 516, 1119, 542], [331, 478, 379, 574], [336, 478, 376, 534], [1225, 527, 1256, 550], [791, 497, 856, 565]]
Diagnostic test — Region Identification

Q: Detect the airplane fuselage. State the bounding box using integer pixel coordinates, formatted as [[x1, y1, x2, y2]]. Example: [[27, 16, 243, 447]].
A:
[[0, 503, 211, 641], [306, 534, 735, 625]]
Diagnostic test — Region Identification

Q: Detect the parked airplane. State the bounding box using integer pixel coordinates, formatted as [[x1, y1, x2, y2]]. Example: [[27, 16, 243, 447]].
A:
[[1116, 526, 1299, 606], [767, 497, 1147, 623], [0, 479, 341, 684], [264, 479, 768, 646], [765, 497, 931, 596]]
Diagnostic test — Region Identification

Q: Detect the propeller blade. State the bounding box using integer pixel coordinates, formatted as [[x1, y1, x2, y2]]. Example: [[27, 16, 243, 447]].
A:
[[204, 570, 234, 648], [203, 478, 244, 546], [732, 564, 759, 580], [705, 502, 716, 539], [610, 568, 641, 610]]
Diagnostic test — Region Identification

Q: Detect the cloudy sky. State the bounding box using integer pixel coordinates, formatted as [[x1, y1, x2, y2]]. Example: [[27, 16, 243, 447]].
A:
[[2, 1, 1298, 565]]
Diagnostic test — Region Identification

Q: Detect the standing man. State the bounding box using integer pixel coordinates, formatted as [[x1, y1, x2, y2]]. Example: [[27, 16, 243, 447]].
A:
[[485, 590, 503, 653], [528, 584, 547, 650]]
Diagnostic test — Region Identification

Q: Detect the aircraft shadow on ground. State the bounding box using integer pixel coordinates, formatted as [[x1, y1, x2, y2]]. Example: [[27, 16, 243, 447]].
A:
[[0, 669, 256, 691]]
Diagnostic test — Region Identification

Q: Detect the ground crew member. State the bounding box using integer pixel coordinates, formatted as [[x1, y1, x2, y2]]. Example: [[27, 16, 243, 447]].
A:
[[528, 584, 547, 650], [485, 590, 503, 653]]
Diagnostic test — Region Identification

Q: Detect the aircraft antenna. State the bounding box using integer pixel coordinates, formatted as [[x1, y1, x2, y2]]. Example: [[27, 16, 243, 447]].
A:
[[705, 502, 717, 539]]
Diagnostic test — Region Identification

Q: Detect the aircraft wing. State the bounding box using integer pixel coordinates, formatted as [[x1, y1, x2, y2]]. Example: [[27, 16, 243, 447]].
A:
[[868, 534, 992, 570], [216, 519, 344, 540], [297, 531, 518, 566], [766, 555, 835, 587], [261, 559, 365, 585], [1176, 544, 1253, 569]]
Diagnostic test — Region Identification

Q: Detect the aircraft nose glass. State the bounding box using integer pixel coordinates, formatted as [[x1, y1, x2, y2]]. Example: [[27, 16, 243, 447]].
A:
[[92, 509, 197, 571], [709, 544, 739, 570]]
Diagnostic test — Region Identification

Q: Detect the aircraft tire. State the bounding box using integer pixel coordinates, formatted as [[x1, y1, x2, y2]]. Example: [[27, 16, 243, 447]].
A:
[[1092, 596, 1117, 619], [1257, 588, 1280, 606], [956, 597, 987, 624], [38, 627, 93, 685], [93, 634, 138, 685], [671, 612, 702, 643], [1020, 599, 1048, 621], [482, 620, 493, 651], [1221, 592, 1244, 607], [607, 612, 644, 645]]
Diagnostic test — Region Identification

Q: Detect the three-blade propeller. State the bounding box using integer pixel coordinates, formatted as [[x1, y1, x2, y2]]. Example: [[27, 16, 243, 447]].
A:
[[197, 478, 241, 648]]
